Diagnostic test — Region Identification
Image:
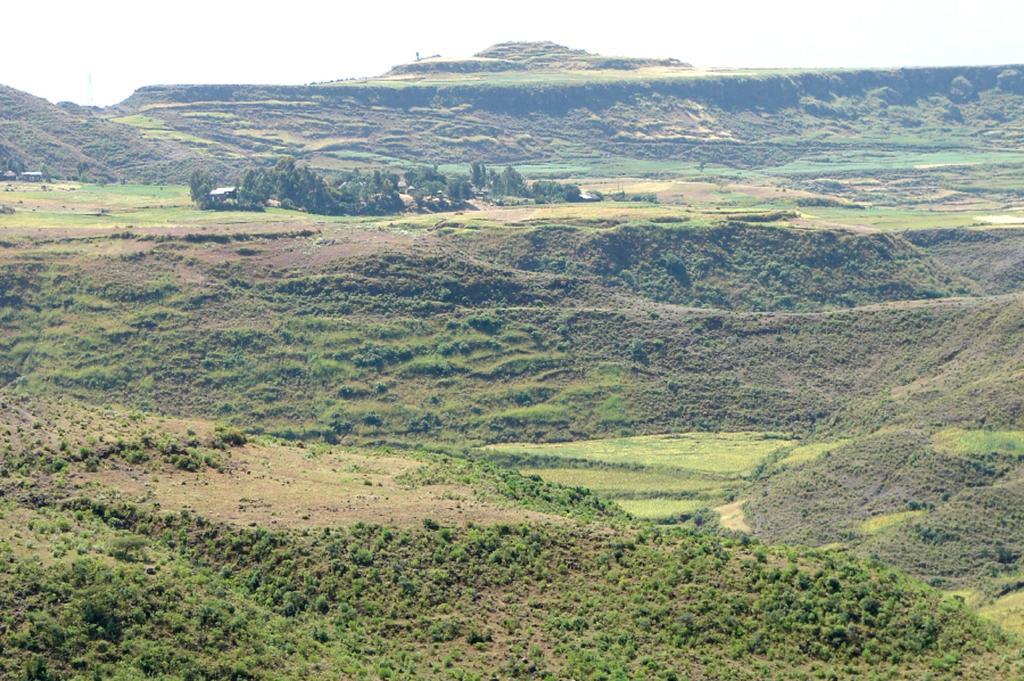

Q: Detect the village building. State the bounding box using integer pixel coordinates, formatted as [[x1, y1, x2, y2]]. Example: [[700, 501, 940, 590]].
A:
[[209, 186, 237, 204], [19, 171, 43, 182]]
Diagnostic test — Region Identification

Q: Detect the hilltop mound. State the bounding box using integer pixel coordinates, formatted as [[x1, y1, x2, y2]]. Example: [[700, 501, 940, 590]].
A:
[[476, 40, 589, 61], [477, 40, 688, 69], [387, 41, 688, 75]]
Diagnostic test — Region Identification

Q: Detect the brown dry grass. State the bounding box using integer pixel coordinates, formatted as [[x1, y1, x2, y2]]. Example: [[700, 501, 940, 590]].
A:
[[714, 499, 751, 532], [71, 441, 561, 529]]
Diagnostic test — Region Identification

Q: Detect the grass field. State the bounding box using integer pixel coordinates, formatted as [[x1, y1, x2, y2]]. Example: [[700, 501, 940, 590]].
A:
[[979, 590, 1024, 636], [860, 510, 926, 535], [486, 432, 794, 523], [777, 440, 851, 467], [487, 432, 794, 473], [518, 467, 734, 495], [615, 497, 706, 520], [934, 429, 1024, 458], [6, 177, 1021, 235], [110, 114, 217, 146], [762, 150, 1024, 178], [0, 182, 354, 229], [800, 205, 992, 232], [75, 440, 566, 529]]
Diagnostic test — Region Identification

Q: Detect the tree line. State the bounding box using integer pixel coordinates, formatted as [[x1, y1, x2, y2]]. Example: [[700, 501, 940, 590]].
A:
[[189, 159, 593, 214]]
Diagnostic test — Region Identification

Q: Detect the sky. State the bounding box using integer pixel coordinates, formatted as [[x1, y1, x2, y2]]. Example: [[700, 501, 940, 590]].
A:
[[2, 0, 1022, 106]]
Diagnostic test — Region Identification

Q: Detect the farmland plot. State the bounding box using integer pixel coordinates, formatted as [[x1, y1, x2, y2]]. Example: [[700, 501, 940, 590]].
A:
[[485, 432, 795, 523]]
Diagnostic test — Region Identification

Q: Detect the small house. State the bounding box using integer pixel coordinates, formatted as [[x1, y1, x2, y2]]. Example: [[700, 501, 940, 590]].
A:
[[1, 170, 16, 182], [209, 186, 237, 204], [20, 171, 43, 182]]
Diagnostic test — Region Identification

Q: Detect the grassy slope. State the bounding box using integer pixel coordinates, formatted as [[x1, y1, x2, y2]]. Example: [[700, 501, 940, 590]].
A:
[[0, 220, 1001, 445], [0, 86, 227, 183], [5, 500, 1018, 680], [0, 398, 1019, 680], [1, 212, 1024, 597]]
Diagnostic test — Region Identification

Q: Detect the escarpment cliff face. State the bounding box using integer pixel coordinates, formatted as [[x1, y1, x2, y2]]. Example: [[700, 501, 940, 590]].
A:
[[106, 45, 1024, 174], [121, 63, 1022, 114], [8, 43, 1024, 179]]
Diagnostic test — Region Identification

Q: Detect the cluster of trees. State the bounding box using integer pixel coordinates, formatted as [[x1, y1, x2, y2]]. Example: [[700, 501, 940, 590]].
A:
[[1, 158, 27, 174], [402, 163, 589, 206], [190, 159, 594, 215], [470, 162, 586, 203], [190, 159, 404, 215]]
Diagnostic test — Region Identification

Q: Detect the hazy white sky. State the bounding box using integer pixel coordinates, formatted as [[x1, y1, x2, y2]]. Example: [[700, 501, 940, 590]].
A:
[[3, 0, 1022, 106]]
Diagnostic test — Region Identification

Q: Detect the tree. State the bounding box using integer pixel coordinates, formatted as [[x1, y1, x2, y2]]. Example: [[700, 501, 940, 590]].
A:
[[447, 176, 473, 202], [109, 536, 148, 562], [493, 166, 526, 197], [527, 179, 584, 204], [189, 170, 215, 209], [236, 168, 272, 211], [470, 162, 487, 189]]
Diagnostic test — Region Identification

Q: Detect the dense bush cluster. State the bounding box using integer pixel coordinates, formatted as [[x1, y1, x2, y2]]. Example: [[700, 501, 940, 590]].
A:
[[0, 498, 1013, 680]]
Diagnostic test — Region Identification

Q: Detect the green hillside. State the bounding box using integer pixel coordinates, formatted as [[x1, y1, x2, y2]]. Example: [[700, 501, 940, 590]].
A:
[[0, 397, 1019, 680], [3, 42, 1024, 678], [0, 86, 226, 183]]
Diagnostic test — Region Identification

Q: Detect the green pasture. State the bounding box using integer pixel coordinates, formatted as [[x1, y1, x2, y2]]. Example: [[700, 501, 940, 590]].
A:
[[763, 150, 1024, 178], [777, 439, 851, 467], [518, 467, 734, 496], [860, 510, 926, 535], [801, 205, 991, 232], [616, 497, 707, 520], [486, 432, 794, 474], [0, 182, 361, 229], [934, 429, 1024, 458], [487, 432, 794, 523]]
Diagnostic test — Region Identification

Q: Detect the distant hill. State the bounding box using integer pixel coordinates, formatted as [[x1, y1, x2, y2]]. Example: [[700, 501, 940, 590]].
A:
[[111, 44, 1024, 180], [0, 84, 227, 182], [4, 44, 1024, 183], [387, 41, 690, 75]]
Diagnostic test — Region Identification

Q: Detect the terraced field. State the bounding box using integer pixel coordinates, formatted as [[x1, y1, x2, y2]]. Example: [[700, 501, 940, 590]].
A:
[[485, 432, 795, 523]]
